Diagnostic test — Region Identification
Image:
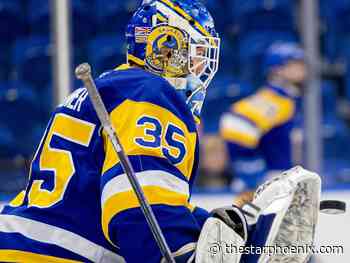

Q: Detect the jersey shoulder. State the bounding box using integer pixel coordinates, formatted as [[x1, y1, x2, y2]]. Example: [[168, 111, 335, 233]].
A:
[[232, 86, 295, 132], [96, 65, 196, 132]]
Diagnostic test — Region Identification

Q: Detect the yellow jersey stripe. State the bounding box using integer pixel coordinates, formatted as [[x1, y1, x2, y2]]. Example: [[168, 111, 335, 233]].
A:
[[8, 191, 26, 207], [233, 89, 295, 133], [127, 54, 146, 66], [0, 250, 83, 263], [114, 64, 131, 71], [220, 128, 260, 148], [102, 186, 189, 245]]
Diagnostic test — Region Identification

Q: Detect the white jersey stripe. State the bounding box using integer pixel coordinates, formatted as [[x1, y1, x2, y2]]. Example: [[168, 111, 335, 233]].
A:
[[220, 113, 262, 139], [101, 170, 189, 206], [0, 214, 125, 263]]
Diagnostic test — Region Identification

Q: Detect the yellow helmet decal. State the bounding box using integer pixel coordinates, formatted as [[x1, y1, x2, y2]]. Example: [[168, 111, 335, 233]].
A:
[[145, 25, 189, 78]]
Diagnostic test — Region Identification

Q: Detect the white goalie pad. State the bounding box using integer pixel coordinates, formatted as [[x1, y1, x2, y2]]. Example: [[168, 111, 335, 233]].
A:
[[195, 216, 246, 263], [243, 166, 321, 263]]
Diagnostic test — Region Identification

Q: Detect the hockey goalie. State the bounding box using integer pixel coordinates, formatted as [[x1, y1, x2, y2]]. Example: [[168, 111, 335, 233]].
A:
[[0, 0, 331, 262]]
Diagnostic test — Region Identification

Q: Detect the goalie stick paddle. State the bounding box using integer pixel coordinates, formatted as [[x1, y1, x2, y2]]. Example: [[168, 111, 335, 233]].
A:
[[75, 63, 175, 263]]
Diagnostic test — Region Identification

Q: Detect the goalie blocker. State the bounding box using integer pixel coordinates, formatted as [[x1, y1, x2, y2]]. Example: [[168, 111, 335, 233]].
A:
[[195, 166, 344, 263]]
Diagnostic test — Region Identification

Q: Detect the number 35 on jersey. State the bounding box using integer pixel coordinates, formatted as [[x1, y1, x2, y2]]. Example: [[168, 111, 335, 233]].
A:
[[135, 115, 186, 165], [102, 100, 198, 180]]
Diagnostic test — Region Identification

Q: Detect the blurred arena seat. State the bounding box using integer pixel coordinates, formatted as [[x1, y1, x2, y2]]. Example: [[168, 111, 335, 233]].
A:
[[346, 64, 350, 101], [11, 36, 52, 88], [28, 0, 50, 35], [219, 39, 238, 74], [321, 80, 338, 120], [323, 118, 350, 159], [95, 0, 141, 34], [320, 0, 350, 61], [231, 0, 295, 33], [88, 35, 126, 74], [237, 31, 298, 83], [0, 0, 26, 44], [322, 80, 350, 160], [0, 167, 27, 198], [40, 84, 53, 121], [0, 82, 42, 156], [202, 75, 254, 133], [0, 125, 16, 158], [28, 0, 97, 43], [0, 42, 11, 81], [201, 0, 233, 31], [71, 0, 97, 44]]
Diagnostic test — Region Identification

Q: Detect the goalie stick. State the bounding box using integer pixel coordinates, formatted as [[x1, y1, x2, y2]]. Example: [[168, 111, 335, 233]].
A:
[[75, 63, 175, 263]]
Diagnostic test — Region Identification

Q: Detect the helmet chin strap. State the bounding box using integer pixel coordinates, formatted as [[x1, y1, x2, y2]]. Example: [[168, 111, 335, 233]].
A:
[[165, 75, 206, 121], [185, 83, 205, 104]]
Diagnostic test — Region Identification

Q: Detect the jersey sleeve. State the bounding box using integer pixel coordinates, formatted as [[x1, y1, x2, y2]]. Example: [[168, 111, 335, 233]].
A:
[[219, 89, 295, 190], [98, 71, 203, 262], [190, 206, 210, 229]]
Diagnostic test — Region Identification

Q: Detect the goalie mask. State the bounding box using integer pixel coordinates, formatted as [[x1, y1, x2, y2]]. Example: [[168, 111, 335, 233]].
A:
[[126, 0, 220, 122]]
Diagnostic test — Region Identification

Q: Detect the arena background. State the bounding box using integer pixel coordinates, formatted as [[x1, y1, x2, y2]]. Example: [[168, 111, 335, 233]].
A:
[[0, 0, 349, 262]]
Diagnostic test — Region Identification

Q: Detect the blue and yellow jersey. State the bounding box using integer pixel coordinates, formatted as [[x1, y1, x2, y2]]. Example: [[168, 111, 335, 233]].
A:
[[0, 65, 208, 262], [220, 84, 297, 190]]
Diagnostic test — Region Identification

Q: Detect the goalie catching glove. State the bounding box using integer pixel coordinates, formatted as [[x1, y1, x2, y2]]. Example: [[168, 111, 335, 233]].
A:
[[195, 166, 322, 263]]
